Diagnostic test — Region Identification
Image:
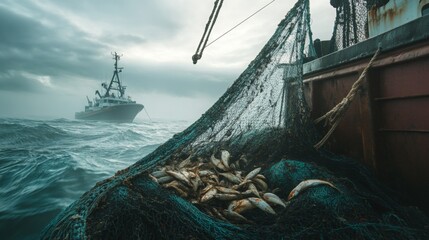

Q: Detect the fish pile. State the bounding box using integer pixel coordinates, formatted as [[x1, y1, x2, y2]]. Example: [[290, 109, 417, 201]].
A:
[[148, 150, 338, 224]]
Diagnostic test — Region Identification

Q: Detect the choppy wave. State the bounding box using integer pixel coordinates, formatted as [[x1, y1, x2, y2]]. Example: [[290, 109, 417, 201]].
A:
[[0, 118, 189, 240]]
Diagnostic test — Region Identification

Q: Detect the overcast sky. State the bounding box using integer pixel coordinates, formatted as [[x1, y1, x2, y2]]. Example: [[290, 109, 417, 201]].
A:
[[0, 0, 335, 121]]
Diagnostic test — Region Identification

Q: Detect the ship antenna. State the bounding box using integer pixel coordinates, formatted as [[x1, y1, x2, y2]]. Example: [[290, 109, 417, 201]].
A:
[[104, 52, 125, 98]]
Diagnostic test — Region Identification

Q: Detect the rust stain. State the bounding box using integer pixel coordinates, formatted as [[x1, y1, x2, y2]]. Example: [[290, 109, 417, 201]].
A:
[[369, 0, 407, 26]]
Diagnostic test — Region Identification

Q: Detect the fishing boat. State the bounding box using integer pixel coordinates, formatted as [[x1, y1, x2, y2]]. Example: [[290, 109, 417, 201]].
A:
[[75, 52, 144, 123], [303, 1, 429, 213]]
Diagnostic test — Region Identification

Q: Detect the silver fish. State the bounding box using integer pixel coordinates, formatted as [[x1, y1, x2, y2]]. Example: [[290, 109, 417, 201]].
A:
[[229, 199, 255, 214], [166, 170, 192, 187], [288, 179, 339, 200], [201, 184, 214, 195], [219, 172, 241, 184], [201, 187, 217, 203], [255, 174, 266, 181], [178, 156, 192, 169], [157, 175, 174, 184], [232, 179, 252, 190], [240, 189, 254, 197], [235, 171, 243, 179], [252, 178, 268, 191], [263, 193, 286, 207], [163, 181, 188, 197], [180, 170, 192, 180], [220, 150, 231, 170], [214, 193, 242, 201], [190, 174, 203, 192], [244, 167, 261, 181], [248, 183, 261, 198], [248, 197, 276, 215], [199, 170, 215, 177], [210, 154, 228, 171], [206, 174, 219, 184], [148, 174, 158, 183], [216, 186, 240, 195], [229, 162, 237, 170], [151, 170, 167, 178]]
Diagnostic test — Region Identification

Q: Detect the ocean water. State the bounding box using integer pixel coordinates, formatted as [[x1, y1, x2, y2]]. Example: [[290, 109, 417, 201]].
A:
[[0, 118, 189, 240]]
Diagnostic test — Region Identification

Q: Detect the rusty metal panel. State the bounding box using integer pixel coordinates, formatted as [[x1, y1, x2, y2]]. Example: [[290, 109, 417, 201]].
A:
[[368, 0, 422, 37], [376, 98, 429, 130], [303, 17, 429, 213], [371, 52, 429, 213], [376, 132, 429, 213], [310, 72, 366, 159], [374, 57, 429, 98]]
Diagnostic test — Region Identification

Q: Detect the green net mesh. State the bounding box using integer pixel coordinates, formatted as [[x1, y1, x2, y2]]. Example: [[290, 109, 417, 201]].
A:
[[42, 0, 429, 239]]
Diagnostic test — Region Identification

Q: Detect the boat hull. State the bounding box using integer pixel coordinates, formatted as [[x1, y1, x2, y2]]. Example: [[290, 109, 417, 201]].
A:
[[303, 16, 429, 214], [75, 103, 143, 123]]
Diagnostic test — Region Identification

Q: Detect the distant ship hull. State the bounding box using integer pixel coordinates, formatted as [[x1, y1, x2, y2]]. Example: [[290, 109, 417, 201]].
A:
[[75, 103, 143, 123]]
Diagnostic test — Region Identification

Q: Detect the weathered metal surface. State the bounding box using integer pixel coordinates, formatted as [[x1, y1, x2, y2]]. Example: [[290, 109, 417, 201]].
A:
[[304, 15, 429, 75], [374, 57, 429, 98], [375, 133, 429, 213], [376, 98, 429, 131], [371, 53, 429, 213], [308, 72, 367, 160], [303, 17, 429, 213], [368, 0, 429, 37]]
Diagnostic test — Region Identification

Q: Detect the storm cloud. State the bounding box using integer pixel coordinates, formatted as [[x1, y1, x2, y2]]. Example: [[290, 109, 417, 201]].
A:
[[0, 0, 335, 120]]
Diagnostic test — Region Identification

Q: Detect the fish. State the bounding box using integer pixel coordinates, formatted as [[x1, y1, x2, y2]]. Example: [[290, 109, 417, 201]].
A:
[[248, 197, 276, 215], [190, 174, 203, 192], [220, 150, 231, 170], [211, 154, 228, 171], [156, 175, 174, 184], [201, 184, 214, 195], [151, 170, 168, 178], [208, 174, 219, 183], [216, 186, 241, 195], [214, 193, 242, 201], [234, 171, 243, 179], [219, 172, 241, 184], [178, 156, 192, 168], [288, 179, 339, 200], [199, 170, 215, 177], [229, 199, 255, 214], [232, 179, 252, 190], [240, 189, 254, 197], [248, 183, 261, 198], [252, 178, 268, 191], [148, 174, 158, 183], [255, 174, 266, 181], [201, 187, 217, 203], [166, 170, 192, 187], [263, 193, 286, 207], [229, 162, 237, 170], [244, 167, 261, 181], [163, 181, 189, 197], [70, 214, 82, 220], [180, 170, 192, 180]]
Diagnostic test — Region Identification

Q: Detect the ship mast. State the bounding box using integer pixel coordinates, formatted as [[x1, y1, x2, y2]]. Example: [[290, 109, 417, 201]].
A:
[[103, 52, 125, 98]]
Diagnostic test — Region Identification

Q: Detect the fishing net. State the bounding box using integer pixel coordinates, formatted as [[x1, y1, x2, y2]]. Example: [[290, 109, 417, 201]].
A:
[[42, 0, 428, 239]]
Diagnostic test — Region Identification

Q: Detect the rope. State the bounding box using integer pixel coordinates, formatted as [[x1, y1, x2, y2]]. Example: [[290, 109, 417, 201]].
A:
[[205, 0, 277, 49], [192, 0, 276, 64], [192, 0, 224, 64], [144, 107, 152, 121], [313, 47, 381, 149]]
